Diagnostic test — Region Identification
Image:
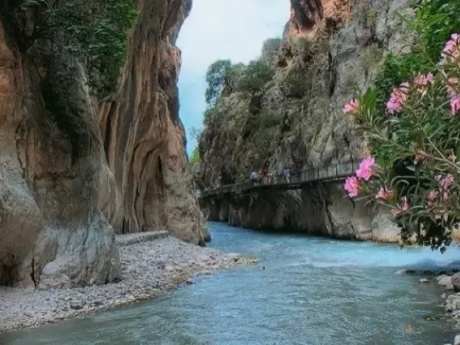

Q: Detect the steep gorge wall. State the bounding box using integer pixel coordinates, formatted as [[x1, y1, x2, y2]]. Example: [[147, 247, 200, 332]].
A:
[[0, 0, 205, 288], [99, 0, 209, 245], [199, 0, 411, 241]]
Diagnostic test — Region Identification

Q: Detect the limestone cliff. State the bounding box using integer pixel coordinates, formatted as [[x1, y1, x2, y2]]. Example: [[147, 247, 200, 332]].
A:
[[99, 0, 209, 245], [199, 0, 412, 241], [0, 0, 206, 288]]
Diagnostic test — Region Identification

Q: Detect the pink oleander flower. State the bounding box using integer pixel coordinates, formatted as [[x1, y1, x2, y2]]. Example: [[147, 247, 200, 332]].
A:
[[343, 99, 359, 114], [414, 153, 427, 165], [437, 173, 455, 190], [387, 83, 409, 114], [391, 197, 409, 218], [344, 176, 360, 198], [414, 73, 434, 87], [414, 73, 434, 96], [356, 156, 376, 181], [451, 95, 460, 116], [376, 186, 393, 201], [441, 33, 460, 63], [427, 189, 437, 204]]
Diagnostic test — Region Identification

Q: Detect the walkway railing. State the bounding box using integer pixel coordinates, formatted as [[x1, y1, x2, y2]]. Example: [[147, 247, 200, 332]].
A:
[[198, 160, 361, 199]]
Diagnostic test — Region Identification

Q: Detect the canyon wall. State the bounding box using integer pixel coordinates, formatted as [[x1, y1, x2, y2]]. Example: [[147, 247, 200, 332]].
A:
[[0, 0, 206, 288], [99, 0, 209, 245], [199, 0, 412, 242]]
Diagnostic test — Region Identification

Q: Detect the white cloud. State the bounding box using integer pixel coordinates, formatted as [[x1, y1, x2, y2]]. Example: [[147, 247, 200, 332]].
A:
[[177, 0, 290, 153]]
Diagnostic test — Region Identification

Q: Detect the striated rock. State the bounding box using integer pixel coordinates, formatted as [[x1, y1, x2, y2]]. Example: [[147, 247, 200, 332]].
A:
[[0, 0, 207, 287], [99, 0, 208, 245], [199, 0, 411, 241], [0, 7, 121, 287]]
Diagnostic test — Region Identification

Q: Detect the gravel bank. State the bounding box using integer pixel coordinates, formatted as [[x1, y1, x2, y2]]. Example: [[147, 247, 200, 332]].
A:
[[0, 236, 257, 333]]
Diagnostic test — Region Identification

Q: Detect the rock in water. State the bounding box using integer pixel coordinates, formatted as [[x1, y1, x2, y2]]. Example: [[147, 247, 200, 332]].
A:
[[452, 273, 460, 292], [437, 275, 452, 286]]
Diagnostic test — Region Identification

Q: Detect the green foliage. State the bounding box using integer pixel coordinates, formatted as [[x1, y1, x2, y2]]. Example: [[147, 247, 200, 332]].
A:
[[373, 53, 431, 109], [293, 37, 312, 62], [189, 148, 200, 167], [243, 110, 278, 136], [261, 38, 282, 66], [413, 0, 460, 61], [345, 1, 460, 251], [205, 60, 245, 106], [17, 0, 137, 98], [237, 60, 274, 95], [283, 68, 310, 98]]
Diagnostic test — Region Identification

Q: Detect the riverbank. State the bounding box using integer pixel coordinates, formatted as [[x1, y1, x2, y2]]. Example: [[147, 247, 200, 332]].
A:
[[0, 235, 257, 334]]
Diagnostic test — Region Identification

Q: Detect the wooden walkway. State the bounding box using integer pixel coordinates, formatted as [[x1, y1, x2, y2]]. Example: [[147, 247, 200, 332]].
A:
[[198, 161, 360, 199]]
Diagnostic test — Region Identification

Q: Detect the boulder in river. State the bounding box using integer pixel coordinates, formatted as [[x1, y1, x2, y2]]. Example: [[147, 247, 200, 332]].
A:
[[452, 273, 460, 292]]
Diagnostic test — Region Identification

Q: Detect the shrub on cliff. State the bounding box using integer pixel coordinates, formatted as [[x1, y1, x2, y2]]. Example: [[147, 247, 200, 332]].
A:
[[261, 38, 282, 66], [342, 4, 460, 251], [13, 0, 137, 98], [205, 60, 245, 106], [237, 60, 275, 96]]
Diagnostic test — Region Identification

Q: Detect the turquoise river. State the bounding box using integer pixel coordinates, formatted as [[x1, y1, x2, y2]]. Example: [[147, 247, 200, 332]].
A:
[[2, 222, 460, 344]]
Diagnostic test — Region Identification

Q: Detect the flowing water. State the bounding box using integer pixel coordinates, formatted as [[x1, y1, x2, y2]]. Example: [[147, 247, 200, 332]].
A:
[[2, 222, 460, 345]]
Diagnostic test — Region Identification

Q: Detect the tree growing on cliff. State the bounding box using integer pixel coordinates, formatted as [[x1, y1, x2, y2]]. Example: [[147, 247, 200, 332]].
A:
[[261, 38, 282, 66], [342, 2, 460, 251], [12, 0, 137, 98], [237, 60, 275, 96], [205, 60, 245, 106]]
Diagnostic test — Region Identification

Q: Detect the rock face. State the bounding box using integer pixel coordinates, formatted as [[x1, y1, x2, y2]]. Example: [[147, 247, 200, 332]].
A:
[[199, 0, 410, 241], [99, 0, 209, 245], [0, 0, 206, 288]]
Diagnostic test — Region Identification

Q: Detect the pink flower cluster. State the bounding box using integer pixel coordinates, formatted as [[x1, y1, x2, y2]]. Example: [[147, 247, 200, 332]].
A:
[[356, 156, 376, 181], [425, 174, 456, 220], [386, 73, 434, 114], [451, 95, 460, 116], [391, 197, 409, 219], [343, 157, 377, 198], [343, 99, 359, 114], [414, 73, 434, 87], [386, 82, 409, 114], [441, 33, 460, 64], [376, 186, 393, 201], [437, 173, 455, 191], [414, 153, 427, 165], [344, 176, 360, 198]]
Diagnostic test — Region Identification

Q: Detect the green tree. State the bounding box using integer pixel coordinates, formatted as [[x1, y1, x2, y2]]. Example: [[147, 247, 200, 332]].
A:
[[205, 60, 245, 106], [13, 0, 137, 98], [261, 38, 282, 66], [189, 148, 200, 167], [237, 60, 275, 95]]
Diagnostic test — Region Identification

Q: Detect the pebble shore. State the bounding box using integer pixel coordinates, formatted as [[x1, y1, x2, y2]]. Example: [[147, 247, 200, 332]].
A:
[[0, 236, 257, 333]]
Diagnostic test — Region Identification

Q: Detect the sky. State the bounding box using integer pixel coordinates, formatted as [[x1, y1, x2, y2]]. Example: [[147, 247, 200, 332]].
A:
[[176, 0, 291, 154]]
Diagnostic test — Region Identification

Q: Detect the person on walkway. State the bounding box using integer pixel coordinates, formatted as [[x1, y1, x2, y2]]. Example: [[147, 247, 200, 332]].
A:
[[283, 167, 291, 183], [250, 171, 258, 186], [262, 167, 269, 185]]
